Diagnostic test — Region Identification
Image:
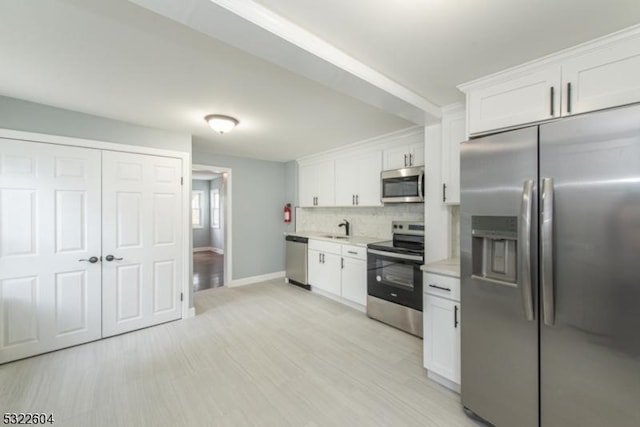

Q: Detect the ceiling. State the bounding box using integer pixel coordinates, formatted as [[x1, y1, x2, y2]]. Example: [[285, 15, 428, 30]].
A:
[[2, 0, 640, 162]]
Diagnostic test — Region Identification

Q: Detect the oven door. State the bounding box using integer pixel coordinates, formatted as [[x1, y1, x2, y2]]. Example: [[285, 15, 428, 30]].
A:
[[367, 249, 423, 311]]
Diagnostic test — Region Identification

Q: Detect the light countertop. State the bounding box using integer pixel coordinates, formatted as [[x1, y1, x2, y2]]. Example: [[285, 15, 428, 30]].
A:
[[285, 231, 384, 247], [421, 257, 460, 278]]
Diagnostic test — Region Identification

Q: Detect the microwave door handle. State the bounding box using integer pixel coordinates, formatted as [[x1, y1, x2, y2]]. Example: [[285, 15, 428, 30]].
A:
[[418, 170, 424, 200]]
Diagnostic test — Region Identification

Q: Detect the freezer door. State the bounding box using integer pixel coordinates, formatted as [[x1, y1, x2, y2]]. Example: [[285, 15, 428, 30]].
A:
[[540, 104, 640, 426], [460, 126, 539, 427]]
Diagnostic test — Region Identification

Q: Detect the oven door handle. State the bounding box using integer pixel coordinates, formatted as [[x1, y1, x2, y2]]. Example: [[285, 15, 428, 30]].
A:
[[367, 249, 423, 262]]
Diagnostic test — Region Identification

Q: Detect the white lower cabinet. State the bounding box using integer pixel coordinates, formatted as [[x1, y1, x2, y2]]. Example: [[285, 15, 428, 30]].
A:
[[423, 272, 461, 392], [308, 240, 367, 308], [340, 245, 367, 306], [308, 249, 341, 295]]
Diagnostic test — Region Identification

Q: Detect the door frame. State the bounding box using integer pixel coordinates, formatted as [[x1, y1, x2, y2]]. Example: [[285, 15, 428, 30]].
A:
[[0, 128, 194, 319], [192, 164, 232, 286]]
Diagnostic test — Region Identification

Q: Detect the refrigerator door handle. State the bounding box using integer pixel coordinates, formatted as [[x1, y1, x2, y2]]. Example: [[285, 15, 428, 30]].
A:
[[541, 177, 555, 326], [519, 179, 535, 321]]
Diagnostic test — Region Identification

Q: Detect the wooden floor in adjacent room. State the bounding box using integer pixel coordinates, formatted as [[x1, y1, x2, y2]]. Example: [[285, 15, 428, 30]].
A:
[[0, 279, 480, 426]]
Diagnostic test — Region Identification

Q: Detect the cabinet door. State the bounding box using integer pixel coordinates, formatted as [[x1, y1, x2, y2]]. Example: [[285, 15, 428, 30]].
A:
[[354, 150, 382, 206], [315, 161, 335, 207], [468, 65, 561, 135], [441, 110, 465, 205], [408, 142, 425, 167], [383, 145, 410, 170], [298, 163, 319, 207], [341, 257, 367, 306], [308, 249, 322, 286], [424, 295, 461, 384], [335, 157, 359, 206], [309, 251, 341, 295], [563, 36, 640, 116]]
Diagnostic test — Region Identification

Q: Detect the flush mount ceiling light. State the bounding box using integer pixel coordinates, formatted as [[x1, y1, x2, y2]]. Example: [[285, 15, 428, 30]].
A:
[[204, 114, 239, 134]]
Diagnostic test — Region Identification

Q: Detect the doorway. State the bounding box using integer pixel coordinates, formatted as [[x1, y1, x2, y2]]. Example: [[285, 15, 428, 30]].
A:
[[191, 165, 231, 292]]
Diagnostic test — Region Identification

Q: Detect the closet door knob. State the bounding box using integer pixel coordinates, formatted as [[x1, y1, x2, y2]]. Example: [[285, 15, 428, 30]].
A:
[[105, 255, 123, 262]]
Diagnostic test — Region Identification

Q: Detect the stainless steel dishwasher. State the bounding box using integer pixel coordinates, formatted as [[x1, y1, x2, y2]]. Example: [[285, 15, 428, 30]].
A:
[[285, 235, 310, 290]]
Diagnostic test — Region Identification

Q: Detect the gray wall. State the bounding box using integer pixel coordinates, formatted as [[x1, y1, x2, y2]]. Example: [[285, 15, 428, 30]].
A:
[[211, 176, 225, 251], [284, 160, 297, 233], [0, 95, 191, 152], [192, 179, 212, 248], [193, 137, 288, 280]]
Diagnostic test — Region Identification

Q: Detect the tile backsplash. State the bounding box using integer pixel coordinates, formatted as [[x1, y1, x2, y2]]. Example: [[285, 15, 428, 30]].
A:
[[450, 205, 460, 258], [296, 204, 424, 240]]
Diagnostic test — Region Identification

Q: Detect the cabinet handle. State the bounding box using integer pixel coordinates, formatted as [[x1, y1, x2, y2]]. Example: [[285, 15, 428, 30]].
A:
[[352, 195, 355, 205], [347, 250, 358, 255], [409, 153, 413, 166], [404, 154, 408, 167], [428, 284, 451, 292], [319, 252, 322, 263], [567, 82, 572, 114], [442, 183, 447, 203], [550, 86, 555, 116], [341, 258, 344, 269], [454, 305, 459, 328], [356, 194, 359, 205], [322, 253, 325, 264]]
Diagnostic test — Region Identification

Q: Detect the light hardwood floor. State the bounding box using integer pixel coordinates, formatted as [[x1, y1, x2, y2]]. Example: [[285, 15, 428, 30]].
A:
[[0, 280, 480, 426]]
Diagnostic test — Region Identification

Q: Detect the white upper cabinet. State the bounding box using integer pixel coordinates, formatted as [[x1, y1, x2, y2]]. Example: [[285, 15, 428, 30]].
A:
[[441, 106, 466, 205], [383, 141, 424, 170], [335, 150, 382, 207], [562, 35, 640, 116], [467, 66, 561, 135], [461, 27, 640, 135], [299, 160, 335, 207]]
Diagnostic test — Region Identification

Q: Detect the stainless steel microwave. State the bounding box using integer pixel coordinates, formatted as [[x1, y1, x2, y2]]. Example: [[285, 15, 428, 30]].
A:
[[380, 166, 424, 203]]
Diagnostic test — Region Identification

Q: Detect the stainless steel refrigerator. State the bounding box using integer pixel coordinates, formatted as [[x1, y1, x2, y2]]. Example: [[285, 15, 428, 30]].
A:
[[460, 103, 640, 427]]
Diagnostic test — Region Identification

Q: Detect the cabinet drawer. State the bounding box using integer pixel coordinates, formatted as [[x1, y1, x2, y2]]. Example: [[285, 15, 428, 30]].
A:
[[424, 273, 460, 301], [341, 244, 366, 260], [308, 239, 342, 254]]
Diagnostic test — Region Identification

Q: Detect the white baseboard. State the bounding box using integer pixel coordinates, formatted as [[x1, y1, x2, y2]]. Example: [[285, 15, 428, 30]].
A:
[[193, 247, 214, 253], [193, 246, 225, 254], [427, 370, 461, 394], [183, 306, 196, 318], [310, 288, 366, 313], [229, 271, 285, 287]]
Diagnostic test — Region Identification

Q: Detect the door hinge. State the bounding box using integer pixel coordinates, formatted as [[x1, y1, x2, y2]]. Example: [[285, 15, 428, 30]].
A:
[[180, 292, 183, 302], [181, 177, 184, 185]]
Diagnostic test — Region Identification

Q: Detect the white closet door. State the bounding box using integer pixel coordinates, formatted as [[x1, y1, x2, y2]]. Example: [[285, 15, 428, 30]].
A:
[[101, 151, 183, 337], [0, 138, 102, 364]]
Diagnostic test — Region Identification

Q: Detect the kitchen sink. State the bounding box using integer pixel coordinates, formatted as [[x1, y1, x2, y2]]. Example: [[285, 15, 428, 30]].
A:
[[321, 234, 349, 240]]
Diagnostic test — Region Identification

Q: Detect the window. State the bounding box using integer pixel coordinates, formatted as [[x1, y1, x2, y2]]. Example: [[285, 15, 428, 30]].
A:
[[211, 188, 220, 229], [192, 191, 204, 228]]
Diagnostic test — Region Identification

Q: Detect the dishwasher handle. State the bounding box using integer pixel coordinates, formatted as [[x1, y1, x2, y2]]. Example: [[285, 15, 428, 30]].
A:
[[285, 235, 308, 244]]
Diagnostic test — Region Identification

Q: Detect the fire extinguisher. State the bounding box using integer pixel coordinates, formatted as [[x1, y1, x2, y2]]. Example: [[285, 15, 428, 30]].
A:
[[284, 203, 292, 223]]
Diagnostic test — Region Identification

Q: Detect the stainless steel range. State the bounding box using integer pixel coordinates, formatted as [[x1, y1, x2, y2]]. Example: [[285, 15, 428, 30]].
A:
[[367, 221, 424, 337]]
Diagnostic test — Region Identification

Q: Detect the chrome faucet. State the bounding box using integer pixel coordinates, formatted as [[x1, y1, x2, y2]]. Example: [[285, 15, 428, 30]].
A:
[[338, 219, 350, 236]]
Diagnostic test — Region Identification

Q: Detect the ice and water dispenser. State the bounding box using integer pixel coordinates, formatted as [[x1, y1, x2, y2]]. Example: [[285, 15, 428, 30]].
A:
[[471, 216, 518, 285]]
